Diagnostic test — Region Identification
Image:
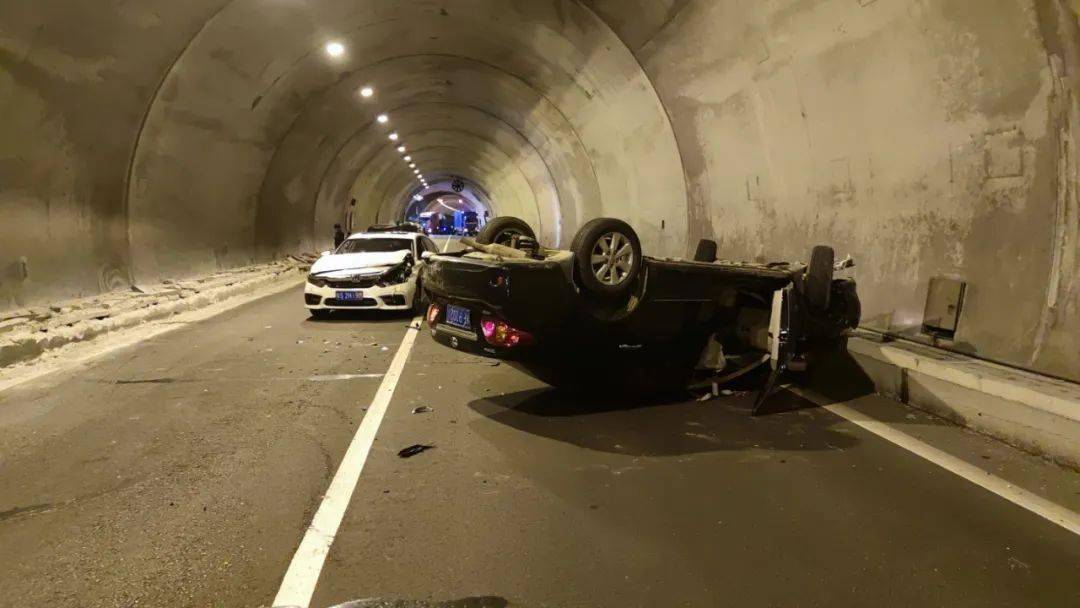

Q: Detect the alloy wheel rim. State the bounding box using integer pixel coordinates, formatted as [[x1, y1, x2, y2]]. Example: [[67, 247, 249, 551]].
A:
[[590, 231, 634, 285]]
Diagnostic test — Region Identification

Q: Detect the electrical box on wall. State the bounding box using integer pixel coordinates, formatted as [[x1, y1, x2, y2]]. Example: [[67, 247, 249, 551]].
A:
[[922, 276, 966, 338]]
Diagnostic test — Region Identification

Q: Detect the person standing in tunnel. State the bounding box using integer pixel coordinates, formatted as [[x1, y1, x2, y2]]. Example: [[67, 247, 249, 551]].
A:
[[345, 199, 357, 234], [333, 224, 346, 249]]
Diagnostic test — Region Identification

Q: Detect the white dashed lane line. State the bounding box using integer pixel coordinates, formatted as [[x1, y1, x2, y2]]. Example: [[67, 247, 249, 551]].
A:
[[273, 318, 423, 608]]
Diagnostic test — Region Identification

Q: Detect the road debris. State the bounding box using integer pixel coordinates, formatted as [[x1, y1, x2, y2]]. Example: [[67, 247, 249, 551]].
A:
[[412, 406, 433, 414], [398, 444, 435, 458], [697, 382, 721, 402]]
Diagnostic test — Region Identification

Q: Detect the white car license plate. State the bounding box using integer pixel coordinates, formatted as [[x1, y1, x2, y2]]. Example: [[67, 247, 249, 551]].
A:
[[336, 291, 363, 301]]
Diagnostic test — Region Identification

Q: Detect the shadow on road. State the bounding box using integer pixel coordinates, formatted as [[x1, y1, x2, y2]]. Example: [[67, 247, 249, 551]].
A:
[[800, 344, 878, 405], [467, 385, 861, 457], [303, 309, 415, 326], [331, 598, 510, 608]]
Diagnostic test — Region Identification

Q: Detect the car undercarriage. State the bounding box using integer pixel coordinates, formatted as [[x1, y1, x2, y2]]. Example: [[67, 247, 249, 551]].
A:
[[423, 217, 860, 411]]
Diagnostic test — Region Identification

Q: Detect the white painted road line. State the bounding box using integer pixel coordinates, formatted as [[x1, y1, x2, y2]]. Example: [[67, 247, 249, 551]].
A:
[[824, 402, 1080, 537], [306, 373, 385, 382], [273, 318, 423, 608]]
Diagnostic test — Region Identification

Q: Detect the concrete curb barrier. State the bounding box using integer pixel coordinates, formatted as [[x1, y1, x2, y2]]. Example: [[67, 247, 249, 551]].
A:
[[848, 334, 1080, 470], [1, 263, 306, 370]]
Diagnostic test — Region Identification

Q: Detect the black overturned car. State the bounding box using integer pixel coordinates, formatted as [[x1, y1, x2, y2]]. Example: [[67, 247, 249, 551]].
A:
[[422, 216, 860, 410]]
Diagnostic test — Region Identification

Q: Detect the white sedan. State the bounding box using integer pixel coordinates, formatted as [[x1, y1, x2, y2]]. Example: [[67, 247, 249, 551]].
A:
[[304, 232, 440, 318]]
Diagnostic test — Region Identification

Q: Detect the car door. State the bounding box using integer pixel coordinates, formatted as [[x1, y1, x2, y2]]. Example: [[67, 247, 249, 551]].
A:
[[415, 236, 432, 270], [421, 237, 439, 256]]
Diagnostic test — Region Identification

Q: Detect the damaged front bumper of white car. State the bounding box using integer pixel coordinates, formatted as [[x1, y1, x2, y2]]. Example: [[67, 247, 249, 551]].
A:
[[304, 264, 417, 311]]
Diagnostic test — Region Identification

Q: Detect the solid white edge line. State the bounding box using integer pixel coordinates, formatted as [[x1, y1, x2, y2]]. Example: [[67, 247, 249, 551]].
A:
[[273, 318, 424, 608], [823, 402, 1080, 537]]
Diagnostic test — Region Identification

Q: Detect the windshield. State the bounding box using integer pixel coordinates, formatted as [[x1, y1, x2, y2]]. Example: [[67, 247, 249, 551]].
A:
[[336, 238, 412, 254]]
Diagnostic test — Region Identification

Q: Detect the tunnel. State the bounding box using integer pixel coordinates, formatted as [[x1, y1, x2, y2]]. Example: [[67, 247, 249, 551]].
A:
[[3, 2, 1080, 606], [3, 0, 1080, 380], [400, 176, 493, 234]]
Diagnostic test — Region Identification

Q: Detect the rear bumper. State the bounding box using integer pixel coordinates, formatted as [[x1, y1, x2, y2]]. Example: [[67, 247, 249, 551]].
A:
[[430, 323, 505, 358], [423, 254, 577, 332]]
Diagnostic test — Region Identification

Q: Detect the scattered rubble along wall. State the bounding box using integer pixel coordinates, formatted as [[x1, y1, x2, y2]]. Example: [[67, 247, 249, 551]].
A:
[[2, 0, 1079, 381], [0, 262, 305, 369]]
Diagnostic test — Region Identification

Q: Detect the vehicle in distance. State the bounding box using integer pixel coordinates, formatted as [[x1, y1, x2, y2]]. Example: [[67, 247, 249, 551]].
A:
[[305, 231, 441, 318], [456, 211, 481, 236], [422, 216, 860, 408]]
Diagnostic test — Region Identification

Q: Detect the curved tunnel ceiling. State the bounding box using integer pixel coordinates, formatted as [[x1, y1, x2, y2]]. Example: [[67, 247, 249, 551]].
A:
[[313, 103, 562, 242], [127, 0, 686, 281], [262, 52, 606, 250]]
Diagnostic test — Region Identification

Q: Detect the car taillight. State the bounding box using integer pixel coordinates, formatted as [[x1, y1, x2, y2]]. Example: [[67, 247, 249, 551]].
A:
[[427, 303, 441, 328], [480, 316, 533, 348]]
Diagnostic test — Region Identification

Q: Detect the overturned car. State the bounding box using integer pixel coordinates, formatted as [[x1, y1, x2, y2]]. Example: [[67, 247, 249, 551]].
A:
[[422, 217, 860, 410]]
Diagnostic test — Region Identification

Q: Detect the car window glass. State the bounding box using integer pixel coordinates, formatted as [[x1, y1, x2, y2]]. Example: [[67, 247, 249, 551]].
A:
[[335, 238, 412, 254]]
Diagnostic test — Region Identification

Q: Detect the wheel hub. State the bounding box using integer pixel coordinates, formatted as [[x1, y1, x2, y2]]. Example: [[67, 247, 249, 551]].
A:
[[590, 231, 634, 286]]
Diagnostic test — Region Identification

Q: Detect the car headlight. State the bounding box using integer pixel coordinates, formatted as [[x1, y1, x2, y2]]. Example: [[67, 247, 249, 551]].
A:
[[307, 274, 329, 287], [377, 259, 414, 287]]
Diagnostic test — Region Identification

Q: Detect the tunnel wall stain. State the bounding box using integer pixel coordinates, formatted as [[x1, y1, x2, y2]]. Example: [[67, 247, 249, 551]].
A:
[[0, 1, 226, 305], [594, 0, 1080, 380]]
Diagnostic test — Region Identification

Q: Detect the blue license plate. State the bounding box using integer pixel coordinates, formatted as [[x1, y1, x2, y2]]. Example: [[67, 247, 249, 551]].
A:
[[445, 304, 471, 329], [336, 291, 363, 301]]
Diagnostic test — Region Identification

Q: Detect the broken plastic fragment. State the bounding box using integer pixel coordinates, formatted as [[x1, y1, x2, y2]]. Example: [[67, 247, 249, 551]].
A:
[[412, 406, 433, 414], [398, 444, 435, 458]]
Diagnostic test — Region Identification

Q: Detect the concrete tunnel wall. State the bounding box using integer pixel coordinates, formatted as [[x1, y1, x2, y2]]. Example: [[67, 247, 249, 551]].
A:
[[2, 0, 1079, 382]]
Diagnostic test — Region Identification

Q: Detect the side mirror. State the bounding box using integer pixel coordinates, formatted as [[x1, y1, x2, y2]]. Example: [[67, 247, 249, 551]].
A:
[[421, 251, 435, 261], [320, 250, 332, 257]]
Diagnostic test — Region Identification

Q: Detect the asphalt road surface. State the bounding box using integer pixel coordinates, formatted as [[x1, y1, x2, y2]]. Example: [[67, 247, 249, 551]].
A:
[[1, 287, 1077, 607]]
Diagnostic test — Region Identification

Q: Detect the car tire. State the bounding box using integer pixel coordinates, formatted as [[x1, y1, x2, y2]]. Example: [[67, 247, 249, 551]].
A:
[[806, 245, 835, 310], [309, 309, 331, 320], [476, 216, 535, 247], [694, 239, 718, 263], [572, 218, 643, 298]]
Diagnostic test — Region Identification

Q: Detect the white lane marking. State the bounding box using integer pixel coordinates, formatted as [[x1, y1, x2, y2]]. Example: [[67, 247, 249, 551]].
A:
[[824, 402, 1080, 536], [306, 373, 385, 382], [273, 318, 423, 608]]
